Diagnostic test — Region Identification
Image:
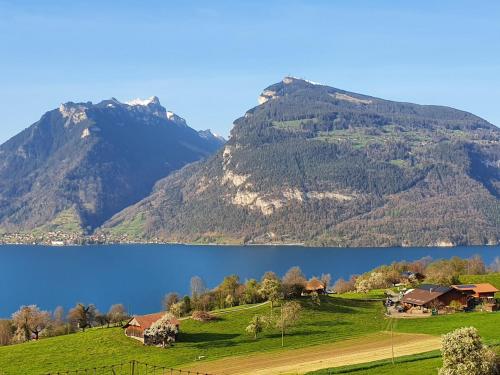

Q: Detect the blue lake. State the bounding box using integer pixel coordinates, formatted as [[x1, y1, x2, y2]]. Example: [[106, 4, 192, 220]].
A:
[[0, 244, 498, 318]]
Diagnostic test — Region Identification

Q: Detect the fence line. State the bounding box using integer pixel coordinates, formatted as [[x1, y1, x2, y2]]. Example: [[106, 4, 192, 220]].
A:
[[42, 360, 217, 375]]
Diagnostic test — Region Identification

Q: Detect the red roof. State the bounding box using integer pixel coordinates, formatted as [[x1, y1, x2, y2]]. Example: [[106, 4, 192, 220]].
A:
[[305, 279, 325, 291], [124, 312, 180, 331], [452, 283, 499, 297]]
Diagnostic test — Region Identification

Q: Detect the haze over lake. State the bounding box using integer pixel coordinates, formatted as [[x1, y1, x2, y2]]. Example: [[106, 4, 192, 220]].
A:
[[0, 244, 498, 317]]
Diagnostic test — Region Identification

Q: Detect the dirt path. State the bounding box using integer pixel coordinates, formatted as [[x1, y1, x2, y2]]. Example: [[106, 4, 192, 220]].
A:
[[183, 332, 441, 375]]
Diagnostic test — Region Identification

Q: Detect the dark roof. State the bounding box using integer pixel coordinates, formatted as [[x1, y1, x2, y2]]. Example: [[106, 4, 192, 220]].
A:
[[453, 284, 476, 289], [416, 284, 452, 293], [402, 285, 454, 306]]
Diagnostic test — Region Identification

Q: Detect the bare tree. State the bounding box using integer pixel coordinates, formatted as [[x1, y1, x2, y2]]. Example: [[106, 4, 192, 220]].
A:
[[67, 304, 96, 332], [12, 305, 51, 340], [332, 276, 357, 294], [190, 276, 207, 299], [282, 266, 307, 298], [466, 255, 486, 275], [276, 301, 302, 347], [489, 257, 500, 273], [53, 306, 65, 326], [94, 310, 110, 327], [162, 293, 180, 312], [259, 278, 282, 316], [320, 273, 332, 290], [261, 271, 280, 282], [0, 320, 13, 346], [108, 304, 128, 326]]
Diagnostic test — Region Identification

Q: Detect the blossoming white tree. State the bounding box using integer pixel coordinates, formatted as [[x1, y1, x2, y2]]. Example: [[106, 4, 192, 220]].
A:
[[143, 313, 178, 348], [439, 327, 497, 375]]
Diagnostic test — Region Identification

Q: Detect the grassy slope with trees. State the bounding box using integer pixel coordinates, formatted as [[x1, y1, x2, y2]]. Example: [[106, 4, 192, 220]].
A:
[[0, 297, 498, 374], [0, 297, 384, 374]]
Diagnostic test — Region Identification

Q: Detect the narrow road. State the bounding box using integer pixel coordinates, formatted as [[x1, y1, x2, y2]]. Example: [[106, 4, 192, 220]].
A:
[[184, 332, 441, 375]]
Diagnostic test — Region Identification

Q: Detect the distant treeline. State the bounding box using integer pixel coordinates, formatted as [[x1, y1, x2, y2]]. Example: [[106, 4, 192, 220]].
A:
[[333, 254, 500, 294]]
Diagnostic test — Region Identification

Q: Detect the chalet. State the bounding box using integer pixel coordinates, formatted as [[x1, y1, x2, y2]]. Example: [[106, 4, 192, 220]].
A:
[[452, 283, 499, 300], [123, 312, 180, 341], [401, 284, 464, 310], [304, 279, 326, 294]]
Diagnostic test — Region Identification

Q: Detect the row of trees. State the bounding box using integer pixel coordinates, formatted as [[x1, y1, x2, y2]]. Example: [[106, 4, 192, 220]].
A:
[[332, 255, 500, 294], [161, 267, 330, 318], [0, 303, 128, 346]]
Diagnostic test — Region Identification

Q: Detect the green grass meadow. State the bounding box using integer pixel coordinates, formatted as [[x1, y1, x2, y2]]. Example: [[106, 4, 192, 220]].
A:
[[0, 292, 498, 374], [0, 297, 384, 374]]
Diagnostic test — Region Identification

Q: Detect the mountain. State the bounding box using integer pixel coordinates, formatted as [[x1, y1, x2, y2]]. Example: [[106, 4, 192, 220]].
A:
[[0, 96, 223, 235], [198, 129, 226, 149], [101, 77, 500, 247]]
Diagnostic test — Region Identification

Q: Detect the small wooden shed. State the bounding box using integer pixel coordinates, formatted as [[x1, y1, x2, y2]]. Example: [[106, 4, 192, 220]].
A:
[[304, 278, 326, 294], [124, 312, 180, 340]]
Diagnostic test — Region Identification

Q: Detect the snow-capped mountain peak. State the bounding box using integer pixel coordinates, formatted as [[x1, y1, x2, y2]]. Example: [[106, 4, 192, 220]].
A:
[[125, 96, 160, 107]]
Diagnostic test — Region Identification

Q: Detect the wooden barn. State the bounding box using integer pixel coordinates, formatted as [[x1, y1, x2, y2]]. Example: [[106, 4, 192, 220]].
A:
[[452, 283, 499, 299], [123, 312, 180, 341], [401, 284, 465, 310], [304, 278, 326, 294]]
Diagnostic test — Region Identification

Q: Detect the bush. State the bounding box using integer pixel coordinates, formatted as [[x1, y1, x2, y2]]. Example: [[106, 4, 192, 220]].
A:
[[448, 300, 463, 312], [191, 311, 217, 322]]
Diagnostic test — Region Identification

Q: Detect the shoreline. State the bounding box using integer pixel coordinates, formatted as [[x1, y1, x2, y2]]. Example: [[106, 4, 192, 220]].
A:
[[0, 240, 498, 250]]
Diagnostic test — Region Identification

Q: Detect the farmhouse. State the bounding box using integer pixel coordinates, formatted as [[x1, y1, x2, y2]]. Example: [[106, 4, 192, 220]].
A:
[[304, 278, 326, 294], [452, 283, 499, 301], [401, 284, 464, 310], [123, 312, 180, 341]]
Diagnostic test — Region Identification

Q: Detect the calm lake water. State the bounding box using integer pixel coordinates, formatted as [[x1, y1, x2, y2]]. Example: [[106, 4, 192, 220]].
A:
[[0, 244, 498, 318]]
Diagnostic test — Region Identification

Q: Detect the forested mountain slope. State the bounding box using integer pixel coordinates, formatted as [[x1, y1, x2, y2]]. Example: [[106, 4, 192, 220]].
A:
[[101, 77, 498, 246], [0, 97, 224, 234]]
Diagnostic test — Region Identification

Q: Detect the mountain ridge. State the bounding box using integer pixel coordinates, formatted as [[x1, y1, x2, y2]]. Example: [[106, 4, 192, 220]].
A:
[[0, 96, 224, 238], [100, 77, 500, 247]]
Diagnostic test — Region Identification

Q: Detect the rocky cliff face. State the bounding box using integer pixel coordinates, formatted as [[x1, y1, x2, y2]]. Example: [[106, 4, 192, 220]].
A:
[[0, 97, 224, 234], [102, 77, 500, 247]]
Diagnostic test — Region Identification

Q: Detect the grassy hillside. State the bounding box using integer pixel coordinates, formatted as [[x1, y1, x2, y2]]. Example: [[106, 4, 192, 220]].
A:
[[0, 297, 384, 374], [459, 273, 500, 297], [335, 289, 387, 300], [308, 346, 500, 374], [309, 309, 500, 374], [0, 295, 498, 374], [394, 311, 500, 344]]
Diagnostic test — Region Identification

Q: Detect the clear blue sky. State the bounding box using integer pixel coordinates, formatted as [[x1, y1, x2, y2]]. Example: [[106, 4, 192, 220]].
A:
[[1, 0, 499, 143]]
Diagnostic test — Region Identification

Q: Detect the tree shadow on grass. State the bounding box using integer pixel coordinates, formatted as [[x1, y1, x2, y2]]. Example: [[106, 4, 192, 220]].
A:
[[193, 339, 239, 350], [265, 330, 318, 339], [179, 332, 239, 344], [301, 301, 359, 314], [306, 320, 353, 327]]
